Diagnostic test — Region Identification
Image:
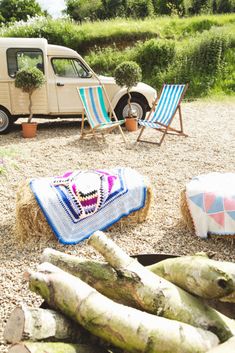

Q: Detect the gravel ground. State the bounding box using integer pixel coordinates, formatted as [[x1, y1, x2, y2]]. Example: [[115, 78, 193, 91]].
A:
[[1, 100, 235, 352]]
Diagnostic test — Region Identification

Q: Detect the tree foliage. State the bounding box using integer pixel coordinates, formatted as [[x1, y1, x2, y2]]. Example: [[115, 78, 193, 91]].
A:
[[0, 0, 44, 24], [114, 61, 142, 90], [15, 67, 45, 123], [65, 0, 103, 22]]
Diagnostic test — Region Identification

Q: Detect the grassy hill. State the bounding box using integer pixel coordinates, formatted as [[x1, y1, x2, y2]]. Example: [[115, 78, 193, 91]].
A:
[[1, 14, 235, 99]]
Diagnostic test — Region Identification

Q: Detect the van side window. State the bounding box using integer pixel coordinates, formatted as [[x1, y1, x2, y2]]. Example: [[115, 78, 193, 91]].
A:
[[52, 58, 90, 78], [7, 48, 44, 78]]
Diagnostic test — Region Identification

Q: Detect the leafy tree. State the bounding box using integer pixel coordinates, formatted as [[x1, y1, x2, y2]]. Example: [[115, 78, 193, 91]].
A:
[[101, 0, 127, 18], [114, 61, 142, 117], [127, 0, 154, 18], [0, 0, 44, 24], [216, 0, 235, 13], [65, 0, 103, 22], [15, 67, 45, 123], [152, 0, 184, 15]]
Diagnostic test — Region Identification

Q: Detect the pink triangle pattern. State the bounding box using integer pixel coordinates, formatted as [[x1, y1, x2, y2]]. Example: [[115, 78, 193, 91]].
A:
[[204, 192, 216, 212], [209, 212, 225, 227], [224, 197, 235, 212]]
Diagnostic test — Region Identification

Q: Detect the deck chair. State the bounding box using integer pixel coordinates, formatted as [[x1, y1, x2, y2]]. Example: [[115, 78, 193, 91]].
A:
[[137, 84, 188, 146], [78, 86, 126, 144]]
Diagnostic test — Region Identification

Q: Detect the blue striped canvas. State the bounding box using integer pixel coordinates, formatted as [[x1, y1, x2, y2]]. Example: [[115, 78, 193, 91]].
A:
[[79, 86, 111, 128], [139, 84, 185, 127]]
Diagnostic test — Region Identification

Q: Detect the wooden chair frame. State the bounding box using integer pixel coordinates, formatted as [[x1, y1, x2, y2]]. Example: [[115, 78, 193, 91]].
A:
[[77, 86, 126, 145], [137, 84, 188, 146]]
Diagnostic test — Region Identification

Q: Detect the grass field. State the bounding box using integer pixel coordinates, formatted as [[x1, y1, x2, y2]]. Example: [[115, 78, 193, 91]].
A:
[[1, 13, 235, 99]]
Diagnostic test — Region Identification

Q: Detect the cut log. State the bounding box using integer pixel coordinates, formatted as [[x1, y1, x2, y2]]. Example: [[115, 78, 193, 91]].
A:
[[8, 342, 108, 353], [147, 253, 235, 299], [4, 305, 86, 344], [26, 262, 219, 353], [41, 248, 144, 308], [41, 245, 235, 342], [88, 231, 235, 342], [206, 336, 235, 352]]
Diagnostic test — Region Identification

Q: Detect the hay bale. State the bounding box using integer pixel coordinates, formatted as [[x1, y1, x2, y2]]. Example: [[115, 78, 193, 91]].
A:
[[180, 189, 195, 232], [16, 179, 153, 243], [180, 189, 235, 239], [15, 180, 55, 243]]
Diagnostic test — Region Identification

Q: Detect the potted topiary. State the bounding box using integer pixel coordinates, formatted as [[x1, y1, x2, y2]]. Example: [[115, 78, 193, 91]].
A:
[[114, 61, 142, 132], [15, 67, 45, 138]]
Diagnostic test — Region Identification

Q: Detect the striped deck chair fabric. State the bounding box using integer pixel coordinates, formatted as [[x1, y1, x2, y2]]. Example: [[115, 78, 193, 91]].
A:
[[137, 84, 188, 146], [78, 86, 126, 143]]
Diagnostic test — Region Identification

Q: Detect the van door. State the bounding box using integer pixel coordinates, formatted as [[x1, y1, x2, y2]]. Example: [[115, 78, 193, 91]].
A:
[[7, 48, 48, 115], [51, 57, 99, 114]]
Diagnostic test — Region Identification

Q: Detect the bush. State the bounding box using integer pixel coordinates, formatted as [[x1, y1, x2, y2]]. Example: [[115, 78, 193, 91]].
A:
[[135, 39, 176, 77], [85, 46, 133, 75], [149, 29, 232, 98]]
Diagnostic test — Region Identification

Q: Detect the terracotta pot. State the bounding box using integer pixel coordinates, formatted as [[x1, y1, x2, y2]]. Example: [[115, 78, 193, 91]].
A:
[[21, 122, 38, 138], [125, 118, 138, 132]]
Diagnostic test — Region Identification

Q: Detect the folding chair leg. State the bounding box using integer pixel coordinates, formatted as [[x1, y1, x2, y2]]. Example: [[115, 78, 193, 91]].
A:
[[137, 126, 146, 142], [80, 111, 85, 140], [118, 125, 127, 145], [178, 105, 184, 134], [92, 129, 100, 145], [158, 128, 168, 146]]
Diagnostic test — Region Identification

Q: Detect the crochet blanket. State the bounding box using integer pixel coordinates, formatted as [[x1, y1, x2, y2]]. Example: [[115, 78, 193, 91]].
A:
[[30, 167, 147, 244], [186, 173, 235, 238]]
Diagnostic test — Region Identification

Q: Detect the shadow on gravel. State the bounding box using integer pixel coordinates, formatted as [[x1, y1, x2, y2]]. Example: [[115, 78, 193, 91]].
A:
[[12, 119, 83, 132]]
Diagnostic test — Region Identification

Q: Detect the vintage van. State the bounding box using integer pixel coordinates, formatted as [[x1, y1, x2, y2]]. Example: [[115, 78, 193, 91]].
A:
[[0, 37, 157, 134]]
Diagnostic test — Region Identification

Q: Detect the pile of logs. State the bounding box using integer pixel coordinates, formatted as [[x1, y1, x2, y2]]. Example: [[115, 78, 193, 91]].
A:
[[4, 231, 235, 353]]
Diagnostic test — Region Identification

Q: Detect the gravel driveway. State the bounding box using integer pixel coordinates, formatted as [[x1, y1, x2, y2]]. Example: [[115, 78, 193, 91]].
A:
[[1, 100, 235, 352]]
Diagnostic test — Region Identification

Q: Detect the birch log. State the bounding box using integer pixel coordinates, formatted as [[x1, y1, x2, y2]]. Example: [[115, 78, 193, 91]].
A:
[[88, 231, 235, 342], [8, 342, 107, 353], [42, 245, 235, 342], [26, 262, 219, 353], [206, 336, 235, 353], [147, 254, 235, 299], [4, 305, 85, 344]]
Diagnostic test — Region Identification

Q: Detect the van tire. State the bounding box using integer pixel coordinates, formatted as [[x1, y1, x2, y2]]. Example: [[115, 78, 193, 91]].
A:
[[115, 95, 147, 121], [0, 108, 13, 134]]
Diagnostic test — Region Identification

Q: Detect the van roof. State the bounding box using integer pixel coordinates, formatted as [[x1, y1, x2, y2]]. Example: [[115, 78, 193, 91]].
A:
[[0, 37, 48, 49], [47, 44, 79, 57], [0, 37, 79, 57]]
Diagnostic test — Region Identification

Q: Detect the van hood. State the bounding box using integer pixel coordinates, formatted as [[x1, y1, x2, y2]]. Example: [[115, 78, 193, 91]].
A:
[[98, 75, 156, 93], [98, 75, 116, 85]]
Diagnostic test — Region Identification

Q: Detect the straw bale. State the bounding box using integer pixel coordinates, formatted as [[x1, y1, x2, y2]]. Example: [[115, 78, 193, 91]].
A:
[[15, 178, 153, 243], [180, 189, 235, 240], [180, 189, 195, 232]]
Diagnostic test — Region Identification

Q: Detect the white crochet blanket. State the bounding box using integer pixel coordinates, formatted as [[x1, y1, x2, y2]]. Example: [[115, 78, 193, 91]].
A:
[[30, 167, 147, 244], [186, 173, 235, 238]]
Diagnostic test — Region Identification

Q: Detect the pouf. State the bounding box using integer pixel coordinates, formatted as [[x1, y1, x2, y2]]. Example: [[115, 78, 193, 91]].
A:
[[180, 173, 235, 239]]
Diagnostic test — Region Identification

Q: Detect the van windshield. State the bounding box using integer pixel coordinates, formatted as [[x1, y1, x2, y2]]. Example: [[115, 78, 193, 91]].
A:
[[7, 48, 44, 77]]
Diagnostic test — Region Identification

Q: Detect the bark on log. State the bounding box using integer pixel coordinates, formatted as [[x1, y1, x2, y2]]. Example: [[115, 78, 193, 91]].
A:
[[147, 253, 235, 299], [8, 342, 107, 353], [26, 262, 219, 353], [41, 244, 235, 342], [206, 336, 235, 353], [88, 231, 235, 342], [4, 305, 85, 344]]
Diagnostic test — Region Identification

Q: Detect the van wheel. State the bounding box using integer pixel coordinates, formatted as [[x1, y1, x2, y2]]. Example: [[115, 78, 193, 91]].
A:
[[115, 96, 147, 121], [0, 109, 13, 134]]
